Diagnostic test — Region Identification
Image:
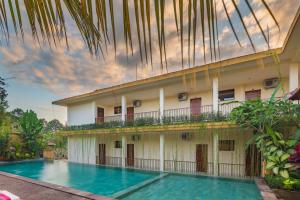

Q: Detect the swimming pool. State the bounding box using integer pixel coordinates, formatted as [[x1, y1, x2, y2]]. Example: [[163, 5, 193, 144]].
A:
[[0, 160, 262, 199]]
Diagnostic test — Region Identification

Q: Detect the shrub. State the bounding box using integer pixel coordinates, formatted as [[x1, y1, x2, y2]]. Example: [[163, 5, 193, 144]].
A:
[[265, 175, 300, 191]]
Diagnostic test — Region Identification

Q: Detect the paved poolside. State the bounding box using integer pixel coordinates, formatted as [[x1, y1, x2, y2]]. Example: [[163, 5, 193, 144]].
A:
[[0, 172, 113, 200]]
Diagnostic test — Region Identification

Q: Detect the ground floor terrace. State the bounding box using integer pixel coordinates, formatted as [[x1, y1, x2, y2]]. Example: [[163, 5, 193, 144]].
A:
[[67, 125, 261, 179]]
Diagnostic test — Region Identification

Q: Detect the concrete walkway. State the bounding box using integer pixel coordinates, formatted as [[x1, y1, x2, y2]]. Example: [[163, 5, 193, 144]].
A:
[[0, 172, 113, 200]]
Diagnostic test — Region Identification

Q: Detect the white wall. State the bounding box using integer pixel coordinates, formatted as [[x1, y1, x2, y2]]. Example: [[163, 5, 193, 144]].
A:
[[67, 101, 96, 126]]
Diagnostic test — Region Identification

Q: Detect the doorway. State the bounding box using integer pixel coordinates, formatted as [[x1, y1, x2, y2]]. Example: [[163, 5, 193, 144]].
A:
[[97, 107, 104, 123], [98, 144, 106, 165], [127, 107, 134, 122], [190, 98, 201, 120], [196, 144, 208, 172], [127, 144, 134, 166]]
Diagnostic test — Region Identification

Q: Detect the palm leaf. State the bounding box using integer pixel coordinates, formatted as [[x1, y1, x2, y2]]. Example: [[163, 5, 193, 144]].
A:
[[146, 0, 153, 67], [245, 0, 269, 48], [173, 0, 179, 35], [262, 0, 280, 31], [231, 0, 256, 51], [222, 0, 242, 47], [134, 0, 143, 62], [109, 0, 116, 56], [200, 0, 206, 63], [192, 0, 197, 66], [140, 0, 148, 64], [187, 0, 192, 67], [179, 0, 183, 68]]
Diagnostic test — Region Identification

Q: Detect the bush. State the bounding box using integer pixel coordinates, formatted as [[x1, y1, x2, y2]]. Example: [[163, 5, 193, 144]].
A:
[[265, 175, 300, 191], [265, 175, 285, 189]]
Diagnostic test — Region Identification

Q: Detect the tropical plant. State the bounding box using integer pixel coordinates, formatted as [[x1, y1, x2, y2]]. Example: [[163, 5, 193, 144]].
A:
[[231, 88, 300, 178], [0, 1, 280, 70], [18, 110, 44, 156]]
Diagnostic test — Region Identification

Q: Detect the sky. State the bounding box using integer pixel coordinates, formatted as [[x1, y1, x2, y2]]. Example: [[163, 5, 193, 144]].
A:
[[0, 0, 299, 124]]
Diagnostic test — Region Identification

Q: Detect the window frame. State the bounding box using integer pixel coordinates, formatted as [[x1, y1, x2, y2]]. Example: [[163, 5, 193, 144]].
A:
[[219, 140, 235, 151], [219, 89, 235, 101], [114, 106, 122, 115]]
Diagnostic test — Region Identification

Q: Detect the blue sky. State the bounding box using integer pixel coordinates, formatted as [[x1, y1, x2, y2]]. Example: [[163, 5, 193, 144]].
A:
[[0, 0, 299, 124]]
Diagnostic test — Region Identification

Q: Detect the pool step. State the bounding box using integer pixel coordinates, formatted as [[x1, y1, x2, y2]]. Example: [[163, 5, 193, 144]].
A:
[[112, 173, 169, 199]]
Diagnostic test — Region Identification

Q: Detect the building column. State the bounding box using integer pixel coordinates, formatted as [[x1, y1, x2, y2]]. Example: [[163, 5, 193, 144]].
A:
[[122, 135, 127, 168], [121, 95, 127, 123], [212, 130, 219, 176], [159, 88, 164, 124], [212, 76, 219, 113], [289, 63, 299, 92], [160, 134, 165, 172]]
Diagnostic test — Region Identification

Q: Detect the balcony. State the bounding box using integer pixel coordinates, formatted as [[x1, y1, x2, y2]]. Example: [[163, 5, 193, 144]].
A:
[[65, 101, 242, 131]]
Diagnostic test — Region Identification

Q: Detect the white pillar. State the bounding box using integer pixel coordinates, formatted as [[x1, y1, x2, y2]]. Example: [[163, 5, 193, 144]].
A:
[[289, 63, 299, 92], [213, 130, 219, 176], [159, 88, 165, 124], [212, 76, 219, 113], [122, 135, 126, 167], [160, 134, 165, 171], [121, 95, 127, 122]]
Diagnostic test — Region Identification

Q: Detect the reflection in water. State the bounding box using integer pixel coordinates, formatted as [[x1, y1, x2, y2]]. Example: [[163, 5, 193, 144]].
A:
[[40, 160, 70, 186]]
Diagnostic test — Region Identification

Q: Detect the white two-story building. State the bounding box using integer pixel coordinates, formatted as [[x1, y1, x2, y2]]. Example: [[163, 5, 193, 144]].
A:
[[53, 11, 300, 179]]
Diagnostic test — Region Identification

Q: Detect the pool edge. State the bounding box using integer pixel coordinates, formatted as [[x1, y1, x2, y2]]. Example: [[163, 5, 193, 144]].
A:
[[112, 173, 169, 199], [255, 178, 278, 200], [0, 171, 113, 200]]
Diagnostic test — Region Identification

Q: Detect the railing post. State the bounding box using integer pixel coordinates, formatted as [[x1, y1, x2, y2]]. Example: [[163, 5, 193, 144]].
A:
[[121, 95, 127, 124], [159, 88, 164, 124], [289, 63, 299, 92], [212, 76, 219, 113], [160, 134, 165, 172], [122, 135, 127, 168], [213, 130, 219, 176]]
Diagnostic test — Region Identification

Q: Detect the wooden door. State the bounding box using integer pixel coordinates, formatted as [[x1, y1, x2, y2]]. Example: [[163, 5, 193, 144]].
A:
[[196, 144, 208, 172], [97, 107, 104, 123], [127, 144, 134, 166], [190, 98, 201, 120], [127, 107, 134, 122], [245, 144, 261, 177], [245, 90, 261, 101], [99, 144, 106, 165]]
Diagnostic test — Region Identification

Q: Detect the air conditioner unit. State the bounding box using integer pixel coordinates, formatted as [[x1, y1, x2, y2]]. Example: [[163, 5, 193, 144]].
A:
[[131, 135, 141, 141], [263, 78, 279, 89], [133, 100, 142, 107], [181, 132, 193, 141], [178, 93, 188, 101]]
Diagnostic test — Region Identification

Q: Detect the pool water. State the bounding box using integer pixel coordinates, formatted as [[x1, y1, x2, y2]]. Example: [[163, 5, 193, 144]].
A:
[[0, 161, 262, 199], [0, 160, 157, 196], [122, 175, 262, 200]]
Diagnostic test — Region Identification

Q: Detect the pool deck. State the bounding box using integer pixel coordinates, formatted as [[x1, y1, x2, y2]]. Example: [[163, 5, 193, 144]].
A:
[[0, 172, 113, 200]]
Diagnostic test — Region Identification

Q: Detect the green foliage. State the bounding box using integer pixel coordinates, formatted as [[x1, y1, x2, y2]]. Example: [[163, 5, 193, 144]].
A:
[[265, 175, 300, 191], [43, 119, 64, 134], [231, 88, 300, 179], [19, 110, 44, 156], [10, 108, 24, 122], [0, 131, 10, 158]]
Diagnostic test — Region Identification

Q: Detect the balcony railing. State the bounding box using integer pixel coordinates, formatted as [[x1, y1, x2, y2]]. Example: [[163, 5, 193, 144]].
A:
[[65, 102, 243, 131]]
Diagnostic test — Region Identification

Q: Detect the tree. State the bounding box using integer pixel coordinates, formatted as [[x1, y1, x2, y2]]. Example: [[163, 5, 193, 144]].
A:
[[231, 92, 300, 178], [18, 110, 44, 156], [43, 119, 64, 134], [10, 108, 24, 122], [0, 76, 8, 126]]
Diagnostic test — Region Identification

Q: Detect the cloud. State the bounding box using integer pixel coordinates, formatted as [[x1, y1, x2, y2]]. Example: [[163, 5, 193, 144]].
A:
[[0, 0, 299, 97]]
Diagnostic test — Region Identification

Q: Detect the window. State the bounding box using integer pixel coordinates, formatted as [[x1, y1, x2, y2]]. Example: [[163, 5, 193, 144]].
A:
[[219, 140, 235, 151], [114, 141, 122, 148], [114, 106, 122, 114], [219, 89, 235, 101]]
